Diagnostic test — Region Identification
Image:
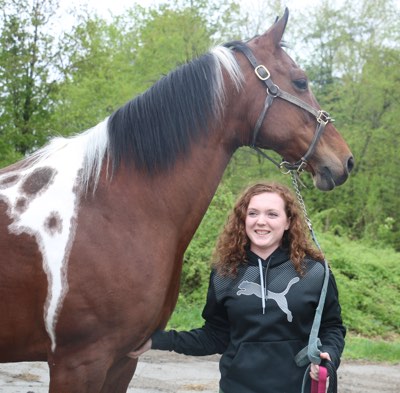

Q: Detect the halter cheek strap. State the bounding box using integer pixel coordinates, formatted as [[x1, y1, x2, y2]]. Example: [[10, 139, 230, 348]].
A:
[[225, 41, 333, 173]]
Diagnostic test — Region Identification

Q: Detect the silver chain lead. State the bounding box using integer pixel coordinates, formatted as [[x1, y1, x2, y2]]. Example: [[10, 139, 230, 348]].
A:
[[290, 171, 322, 250], [290, 171, 312, 230]]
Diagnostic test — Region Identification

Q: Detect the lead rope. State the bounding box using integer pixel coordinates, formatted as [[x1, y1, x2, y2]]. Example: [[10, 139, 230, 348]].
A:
[[290, 172, 337, 393]]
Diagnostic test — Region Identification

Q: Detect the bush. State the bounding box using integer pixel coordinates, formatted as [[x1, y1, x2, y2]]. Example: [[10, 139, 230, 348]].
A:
[[319, 232, 400, 337]]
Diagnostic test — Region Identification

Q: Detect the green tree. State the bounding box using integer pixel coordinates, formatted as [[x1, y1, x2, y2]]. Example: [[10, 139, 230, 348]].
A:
[[52, 12, 140, 135], [129, 3, 213, 93], [0, 0, 60, 161], [294, 0, 400, 250]]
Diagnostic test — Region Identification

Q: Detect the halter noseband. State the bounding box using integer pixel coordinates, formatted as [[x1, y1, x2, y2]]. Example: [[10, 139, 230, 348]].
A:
[[226, 41, 333, 173]]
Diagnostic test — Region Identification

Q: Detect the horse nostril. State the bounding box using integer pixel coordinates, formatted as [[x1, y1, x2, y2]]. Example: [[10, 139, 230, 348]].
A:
[[347, 156, 355, 173]]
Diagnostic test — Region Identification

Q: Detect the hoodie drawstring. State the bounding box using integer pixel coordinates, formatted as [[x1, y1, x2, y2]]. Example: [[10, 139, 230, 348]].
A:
[[258, 258, 266, 314]]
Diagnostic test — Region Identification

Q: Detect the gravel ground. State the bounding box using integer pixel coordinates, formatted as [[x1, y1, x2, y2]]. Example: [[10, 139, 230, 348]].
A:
[[0, 350, 399, 392]]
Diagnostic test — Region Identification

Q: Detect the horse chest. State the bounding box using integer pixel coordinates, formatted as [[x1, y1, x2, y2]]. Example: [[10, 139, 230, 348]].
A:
[[0, 143, 85, 351]]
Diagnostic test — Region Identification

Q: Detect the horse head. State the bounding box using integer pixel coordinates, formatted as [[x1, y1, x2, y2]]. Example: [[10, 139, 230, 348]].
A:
[[229, 8, 354, 191]]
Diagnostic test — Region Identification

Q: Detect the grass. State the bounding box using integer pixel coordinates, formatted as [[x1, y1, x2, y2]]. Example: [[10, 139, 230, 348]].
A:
[[344, 334, 400, 364], [167, 296, 204, 330]]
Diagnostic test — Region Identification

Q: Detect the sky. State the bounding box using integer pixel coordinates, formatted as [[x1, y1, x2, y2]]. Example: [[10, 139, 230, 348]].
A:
[[55, 0, 326, 40], [59, 0, 322, 21], [56, 0, 320, 30], [76, 0, 320, 15]]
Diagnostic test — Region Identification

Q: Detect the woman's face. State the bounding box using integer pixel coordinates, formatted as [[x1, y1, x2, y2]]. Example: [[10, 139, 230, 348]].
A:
[[245, 192, 290, 259]]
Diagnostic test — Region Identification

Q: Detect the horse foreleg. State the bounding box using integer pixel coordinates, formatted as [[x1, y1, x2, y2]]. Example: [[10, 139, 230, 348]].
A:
[[48, 351, 109, 393], [100, 356, 138, 393], [47, 349, 137, 393]]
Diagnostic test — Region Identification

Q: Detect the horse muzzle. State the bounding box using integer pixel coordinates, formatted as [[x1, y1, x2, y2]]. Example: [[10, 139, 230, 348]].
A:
[[313, 155, 354, 191]]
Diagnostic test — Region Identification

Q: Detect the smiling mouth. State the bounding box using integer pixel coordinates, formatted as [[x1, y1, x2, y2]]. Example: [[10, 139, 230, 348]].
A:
[[255, 230, 270, 235]]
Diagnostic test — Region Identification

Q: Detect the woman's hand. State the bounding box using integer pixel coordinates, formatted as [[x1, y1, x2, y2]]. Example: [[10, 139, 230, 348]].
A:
[[310, 352, 331, 381], [127, 338, 152, 359]]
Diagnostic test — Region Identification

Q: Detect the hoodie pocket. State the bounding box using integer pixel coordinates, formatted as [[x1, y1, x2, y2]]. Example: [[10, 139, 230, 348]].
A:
[[222, 340, 307, 393]]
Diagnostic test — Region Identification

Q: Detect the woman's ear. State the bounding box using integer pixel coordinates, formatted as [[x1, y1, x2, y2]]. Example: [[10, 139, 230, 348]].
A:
[[285, 217, 291, 231]]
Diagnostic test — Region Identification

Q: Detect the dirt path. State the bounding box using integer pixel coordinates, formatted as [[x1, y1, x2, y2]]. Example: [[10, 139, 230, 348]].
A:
[[0, 351, 399, 392]]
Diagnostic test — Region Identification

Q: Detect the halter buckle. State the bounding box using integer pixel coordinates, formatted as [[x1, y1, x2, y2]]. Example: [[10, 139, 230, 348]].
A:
[[255, 65, 270, 81], [317, 110, 332, 125]]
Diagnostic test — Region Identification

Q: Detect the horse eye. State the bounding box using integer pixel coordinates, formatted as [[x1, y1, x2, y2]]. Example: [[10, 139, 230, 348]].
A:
[[293, 78, 308, 90]]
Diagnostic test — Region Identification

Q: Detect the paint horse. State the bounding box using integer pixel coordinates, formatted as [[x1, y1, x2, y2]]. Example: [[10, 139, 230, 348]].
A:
[[0, 8, 353, 393]]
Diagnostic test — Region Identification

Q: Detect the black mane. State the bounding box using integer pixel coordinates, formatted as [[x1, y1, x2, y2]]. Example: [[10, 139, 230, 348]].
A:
[[107, 51, 225, 175]]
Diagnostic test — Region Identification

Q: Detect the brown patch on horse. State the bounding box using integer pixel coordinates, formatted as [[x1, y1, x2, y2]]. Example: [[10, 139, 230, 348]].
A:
[[0, 174, 20, 189], [44, 211, 63, 236], [73, 168, 83, 195], [15, 197, 28, 214], [20, 167, 56, 197]]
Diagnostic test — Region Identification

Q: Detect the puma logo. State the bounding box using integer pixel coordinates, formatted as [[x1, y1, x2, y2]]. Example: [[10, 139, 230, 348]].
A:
[[237, 277, 300, 322]]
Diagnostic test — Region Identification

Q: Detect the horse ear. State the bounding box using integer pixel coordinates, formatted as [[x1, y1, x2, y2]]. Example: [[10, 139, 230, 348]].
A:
[[265, 7, 289, 47]]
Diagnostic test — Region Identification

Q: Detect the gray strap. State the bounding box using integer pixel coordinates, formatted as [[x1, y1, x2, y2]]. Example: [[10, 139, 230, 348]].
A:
[[301, 364, 312, 391], [297, 261, 330, 392], [251, 94, 275, 146], [277, 90, 320, 117], [292, 171, 331, 366], [294, 259, 329, 367], [308, 259, 330, 364], [295, 338, 321, 367]]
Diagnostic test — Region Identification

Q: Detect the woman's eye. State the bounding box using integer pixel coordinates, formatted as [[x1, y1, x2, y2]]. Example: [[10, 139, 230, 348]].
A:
[[293, 78, 308, 90], [248, 211, 257, 217]]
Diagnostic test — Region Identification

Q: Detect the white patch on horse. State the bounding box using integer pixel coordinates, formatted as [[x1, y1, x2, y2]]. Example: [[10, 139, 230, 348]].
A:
[[0, 119, 109, 351], [237, 277, 300, 322]]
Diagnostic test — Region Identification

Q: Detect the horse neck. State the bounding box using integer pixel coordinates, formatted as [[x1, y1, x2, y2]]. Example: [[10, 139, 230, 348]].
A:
[[106, 126, 238, 251], [163, 130, 236, 240]]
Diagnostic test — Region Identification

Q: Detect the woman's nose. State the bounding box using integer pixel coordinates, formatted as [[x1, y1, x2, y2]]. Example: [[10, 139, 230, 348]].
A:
[[256, 214, 267, 224]]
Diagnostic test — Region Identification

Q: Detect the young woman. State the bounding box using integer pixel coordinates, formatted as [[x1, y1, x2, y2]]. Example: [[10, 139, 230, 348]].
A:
[[129, 182, 345, 393]]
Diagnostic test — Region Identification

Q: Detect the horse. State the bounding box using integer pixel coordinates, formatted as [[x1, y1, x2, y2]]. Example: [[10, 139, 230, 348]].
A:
[[0, 8, 353, 393]]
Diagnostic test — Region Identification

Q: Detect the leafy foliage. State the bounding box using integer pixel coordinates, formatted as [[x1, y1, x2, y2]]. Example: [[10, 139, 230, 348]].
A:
[[0, 0, 60, 156], [320, 232, 400, 337], [53, 13, 140, 134], [290, 0, 400, 250]]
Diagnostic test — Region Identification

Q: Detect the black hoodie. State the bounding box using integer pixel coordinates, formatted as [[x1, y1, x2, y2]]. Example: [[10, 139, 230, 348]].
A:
[[151, 247, 345, 393]]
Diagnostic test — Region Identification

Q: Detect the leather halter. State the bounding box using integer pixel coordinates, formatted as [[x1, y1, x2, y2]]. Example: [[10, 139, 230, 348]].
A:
[[226, 41, 334, 173]]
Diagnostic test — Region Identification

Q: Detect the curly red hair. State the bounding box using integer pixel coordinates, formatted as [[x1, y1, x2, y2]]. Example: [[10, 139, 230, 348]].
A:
[[212, 182, 324, 276]]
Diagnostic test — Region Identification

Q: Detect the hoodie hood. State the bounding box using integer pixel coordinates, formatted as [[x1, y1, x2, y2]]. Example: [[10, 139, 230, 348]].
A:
[[247, 246, 290, 268]]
